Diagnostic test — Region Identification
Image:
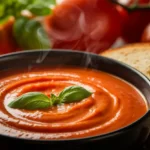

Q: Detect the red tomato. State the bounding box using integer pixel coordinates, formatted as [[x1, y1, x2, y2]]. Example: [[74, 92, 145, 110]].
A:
[[0, 17, 20, 54], [118, 0, 150, 43], [44, 0, 122, 53], [141, 23, 150, 42], [115, 5, 129, 25]]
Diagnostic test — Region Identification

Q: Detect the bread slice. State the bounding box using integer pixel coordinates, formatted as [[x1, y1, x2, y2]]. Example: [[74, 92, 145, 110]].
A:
[[100, 43, 150, 79]]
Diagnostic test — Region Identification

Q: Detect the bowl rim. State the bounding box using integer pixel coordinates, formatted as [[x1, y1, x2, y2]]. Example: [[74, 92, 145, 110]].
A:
[[0, 49, 150, 143]]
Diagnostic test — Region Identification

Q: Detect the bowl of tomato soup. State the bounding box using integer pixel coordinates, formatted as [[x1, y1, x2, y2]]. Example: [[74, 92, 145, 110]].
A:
[[0, 50, 150, 149]]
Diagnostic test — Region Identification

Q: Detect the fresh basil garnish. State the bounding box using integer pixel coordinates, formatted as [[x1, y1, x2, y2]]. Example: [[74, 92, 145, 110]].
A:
[[8, 92, 51, 110], [59, 86, 92, 103], [8, 86, 92, 110]]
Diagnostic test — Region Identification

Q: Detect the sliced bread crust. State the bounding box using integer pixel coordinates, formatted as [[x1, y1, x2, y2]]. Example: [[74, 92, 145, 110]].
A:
[[100, 43, 150, 79]]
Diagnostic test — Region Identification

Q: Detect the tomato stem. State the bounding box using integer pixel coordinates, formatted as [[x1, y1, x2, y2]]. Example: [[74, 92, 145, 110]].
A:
[[110, 0, 150, 12]]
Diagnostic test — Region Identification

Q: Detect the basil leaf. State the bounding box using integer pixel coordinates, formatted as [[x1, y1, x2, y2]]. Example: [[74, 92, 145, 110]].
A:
[[13, 17, 29, 48], [59, 86, 92, 103], [28, 4, 51, 16], [13, 17, 50, 50], [8, 92, 51, 110]]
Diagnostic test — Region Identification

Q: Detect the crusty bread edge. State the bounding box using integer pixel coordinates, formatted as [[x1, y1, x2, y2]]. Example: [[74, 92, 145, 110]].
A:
[[100, 43, 150, 56]]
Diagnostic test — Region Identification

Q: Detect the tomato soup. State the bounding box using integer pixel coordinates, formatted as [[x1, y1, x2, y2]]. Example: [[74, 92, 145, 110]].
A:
[[0, 67, 147, 140]]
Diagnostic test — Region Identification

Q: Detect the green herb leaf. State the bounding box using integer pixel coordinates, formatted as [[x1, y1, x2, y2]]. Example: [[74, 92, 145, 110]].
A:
[[28, 4, 51, 16], [59, 86, 92, 103], [13, 17, 50, 49], [0, 0, 57, 21], [8, 92, 51, 110]]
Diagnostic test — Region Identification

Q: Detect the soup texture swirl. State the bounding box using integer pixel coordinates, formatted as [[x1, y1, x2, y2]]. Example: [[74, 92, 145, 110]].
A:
[[0, 67, 147, 139]]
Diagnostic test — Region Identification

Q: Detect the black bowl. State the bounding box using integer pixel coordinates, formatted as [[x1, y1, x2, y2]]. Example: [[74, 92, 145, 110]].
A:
[[0, 50, 150, 150]]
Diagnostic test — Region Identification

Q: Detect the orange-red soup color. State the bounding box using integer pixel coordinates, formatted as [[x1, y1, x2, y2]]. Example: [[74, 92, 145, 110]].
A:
[[0, 67, 147, 140]]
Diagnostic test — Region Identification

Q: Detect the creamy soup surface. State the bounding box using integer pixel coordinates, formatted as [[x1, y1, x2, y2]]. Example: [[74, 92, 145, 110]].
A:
[[0, 67, 147, 139]]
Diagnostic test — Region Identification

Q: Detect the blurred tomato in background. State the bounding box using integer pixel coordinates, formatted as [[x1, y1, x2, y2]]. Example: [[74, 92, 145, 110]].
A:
[[0, 17, 19, 54], [44, 0, 122, 53], [118, 0, 150, 43]]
